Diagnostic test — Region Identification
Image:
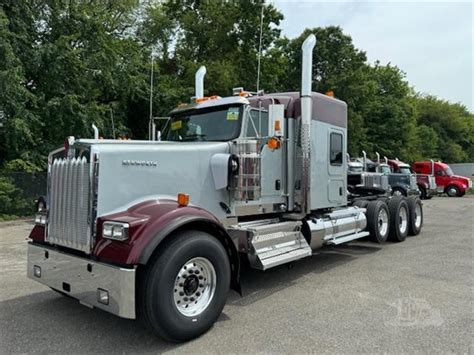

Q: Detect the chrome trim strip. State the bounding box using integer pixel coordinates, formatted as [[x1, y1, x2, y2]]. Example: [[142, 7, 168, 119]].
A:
[[27, 243, 136, 319]]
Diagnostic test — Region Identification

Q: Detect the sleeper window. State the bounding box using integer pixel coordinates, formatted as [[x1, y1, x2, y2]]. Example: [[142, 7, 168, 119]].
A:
[[330, 133, 343, 166], [246, 109, 269, 138]]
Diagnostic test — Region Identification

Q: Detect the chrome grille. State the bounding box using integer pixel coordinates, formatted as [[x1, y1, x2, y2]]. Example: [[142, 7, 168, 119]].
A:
[[381, 175, 389, 191], [362, 173, 389, 192], [409, 174, 417, 190], [47, 157, 91, 253]]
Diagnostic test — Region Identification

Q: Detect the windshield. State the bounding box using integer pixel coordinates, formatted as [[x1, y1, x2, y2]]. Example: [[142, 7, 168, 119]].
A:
[[165, 105, 242, 141], [349, 166, 363, 173], [445, 167, 454, 176], [399, 167, 412, 174], [379, 165, 391, 174]]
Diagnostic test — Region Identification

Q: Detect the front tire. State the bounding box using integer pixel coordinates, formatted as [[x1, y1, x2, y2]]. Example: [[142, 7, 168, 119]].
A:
[[419, 187, 427, 200], [446, 185, 461, 197], [388, 197, 409, 242], [407, 196, 423, 236], [139, 230, 230, 342]]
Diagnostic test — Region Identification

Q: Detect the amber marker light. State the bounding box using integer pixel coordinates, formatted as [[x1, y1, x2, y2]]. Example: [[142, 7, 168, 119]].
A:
[[274, 120, 281, 132], [267, 137, 281, 150], [177, 193, 190, 206]]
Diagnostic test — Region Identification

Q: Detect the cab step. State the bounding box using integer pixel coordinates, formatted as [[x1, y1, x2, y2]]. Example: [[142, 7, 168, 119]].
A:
[[230, 220, 312, 270]]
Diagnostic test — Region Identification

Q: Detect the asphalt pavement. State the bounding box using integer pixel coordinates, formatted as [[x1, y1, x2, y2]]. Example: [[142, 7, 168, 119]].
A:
[[1, 196, 473, 353]]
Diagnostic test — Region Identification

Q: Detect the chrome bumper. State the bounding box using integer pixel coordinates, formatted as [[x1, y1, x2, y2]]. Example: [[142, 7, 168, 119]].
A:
[[27, 243, 136, 319]]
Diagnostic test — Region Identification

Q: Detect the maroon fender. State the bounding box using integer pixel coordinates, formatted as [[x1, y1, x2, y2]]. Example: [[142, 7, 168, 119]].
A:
[[29, 225, 45, 242], [93, 199, 233, 265], [416, 180, 429, 190], [93, 198, 241, 293]]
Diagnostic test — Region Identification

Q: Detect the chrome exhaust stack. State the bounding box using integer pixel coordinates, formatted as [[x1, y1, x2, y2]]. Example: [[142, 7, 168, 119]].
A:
[[362, 150, 367, 171], [300, 34, 316, 214], [92, 123, 99, 140], [195, 66, 207, 99], [376, 152, 380, 164]]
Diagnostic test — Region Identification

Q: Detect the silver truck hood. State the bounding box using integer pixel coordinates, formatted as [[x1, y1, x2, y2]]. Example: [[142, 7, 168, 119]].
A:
[[86, 141, 231, 220]]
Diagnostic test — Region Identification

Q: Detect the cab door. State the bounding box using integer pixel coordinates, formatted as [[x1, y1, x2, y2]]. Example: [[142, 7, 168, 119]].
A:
[[327, 128, 346, 204], [243, 108, 285, 203], [435, 168, 449, 190]]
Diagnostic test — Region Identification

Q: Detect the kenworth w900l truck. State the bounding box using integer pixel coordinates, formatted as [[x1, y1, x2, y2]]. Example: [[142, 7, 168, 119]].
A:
[[27, 35, 424, 342]]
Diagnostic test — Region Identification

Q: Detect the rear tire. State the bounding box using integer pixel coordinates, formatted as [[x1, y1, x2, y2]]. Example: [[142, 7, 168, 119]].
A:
[[407, 196, 423, 236], [366, 200, 390, 243], [139, 230, 230, 342], [388, 197, 409, 242]]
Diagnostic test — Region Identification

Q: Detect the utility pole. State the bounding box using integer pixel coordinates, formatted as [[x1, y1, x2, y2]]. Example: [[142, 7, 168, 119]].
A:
[[149, 52, 156, 140]]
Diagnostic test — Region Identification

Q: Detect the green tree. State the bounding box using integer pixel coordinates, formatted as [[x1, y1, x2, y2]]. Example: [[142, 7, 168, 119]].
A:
[[0, 3, 42, 167], [280, 27, 371, 155], [414, 95, 473, 162]]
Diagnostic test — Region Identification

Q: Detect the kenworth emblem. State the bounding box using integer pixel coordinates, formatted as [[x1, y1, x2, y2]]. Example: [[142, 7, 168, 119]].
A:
[[122, 160, 158, 167]]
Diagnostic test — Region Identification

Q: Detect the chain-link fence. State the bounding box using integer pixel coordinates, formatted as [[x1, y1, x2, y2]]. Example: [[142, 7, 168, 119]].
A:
[[0, 172, 47, 218]]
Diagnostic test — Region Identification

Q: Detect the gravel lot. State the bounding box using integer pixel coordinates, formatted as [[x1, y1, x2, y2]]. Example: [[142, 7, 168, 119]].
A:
[[1, 196, 473, 353]]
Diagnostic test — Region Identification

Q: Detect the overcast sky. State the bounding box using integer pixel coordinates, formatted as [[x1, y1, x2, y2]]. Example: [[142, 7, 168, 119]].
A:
[[272, 0, 473, 111]]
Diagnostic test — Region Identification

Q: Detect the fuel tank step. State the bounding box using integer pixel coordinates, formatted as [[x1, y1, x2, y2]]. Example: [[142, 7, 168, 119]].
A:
[[231, 220, 312, 270]]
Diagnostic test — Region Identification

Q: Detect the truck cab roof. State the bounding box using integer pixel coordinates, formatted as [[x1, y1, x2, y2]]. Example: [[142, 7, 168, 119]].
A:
[[170, 96, 249, 114], [387, 159, 410, 169], [248, 92, 347, 128]]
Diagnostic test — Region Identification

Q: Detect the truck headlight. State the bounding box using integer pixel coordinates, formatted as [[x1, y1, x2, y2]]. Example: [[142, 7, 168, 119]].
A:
[[102, 222, 129, 241]]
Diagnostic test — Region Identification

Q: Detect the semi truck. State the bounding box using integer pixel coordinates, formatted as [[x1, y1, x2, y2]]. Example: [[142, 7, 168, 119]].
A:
[[367, 154, 419, 197], [347, 153, 390, 195], [412, 161, 472, 197], [387, 158, 437, 199], [27, 35, 424, 342]]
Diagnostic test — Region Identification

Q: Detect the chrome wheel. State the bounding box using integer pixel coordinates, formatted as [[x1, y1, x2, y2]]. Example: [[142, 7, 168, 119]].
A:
[[378, 208, 389, 237], [399, 206, 408, 234], [414, 203, 422, 228], [447, 187, 457, 197], [173, 257, 216, 317]]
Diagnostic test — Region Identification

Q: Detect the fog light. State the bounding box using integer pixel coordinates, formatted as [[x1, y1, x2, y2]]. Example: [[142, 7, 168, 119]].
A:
[[97, 288, 109, 305], [33, 265, 41, 278]]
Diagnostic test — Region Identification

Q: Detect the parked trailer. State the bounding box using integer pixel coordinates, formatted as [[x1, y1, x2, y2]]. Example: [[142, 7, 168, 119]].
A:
[[27, 35, 424, 342]]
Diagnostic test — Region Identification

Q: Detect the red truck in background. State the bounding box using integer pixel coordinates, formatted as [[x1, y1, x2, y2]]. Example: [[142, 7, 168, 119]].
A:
[[412, 161, 472, 197], [387, 159, 437, 199]]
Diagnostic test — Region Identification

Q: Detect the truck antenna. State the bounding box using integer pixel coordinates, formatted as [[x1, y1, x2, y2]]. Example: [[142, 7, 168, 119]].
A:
[[110, 108, 116, 139], [256, 3, 264, 92]]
